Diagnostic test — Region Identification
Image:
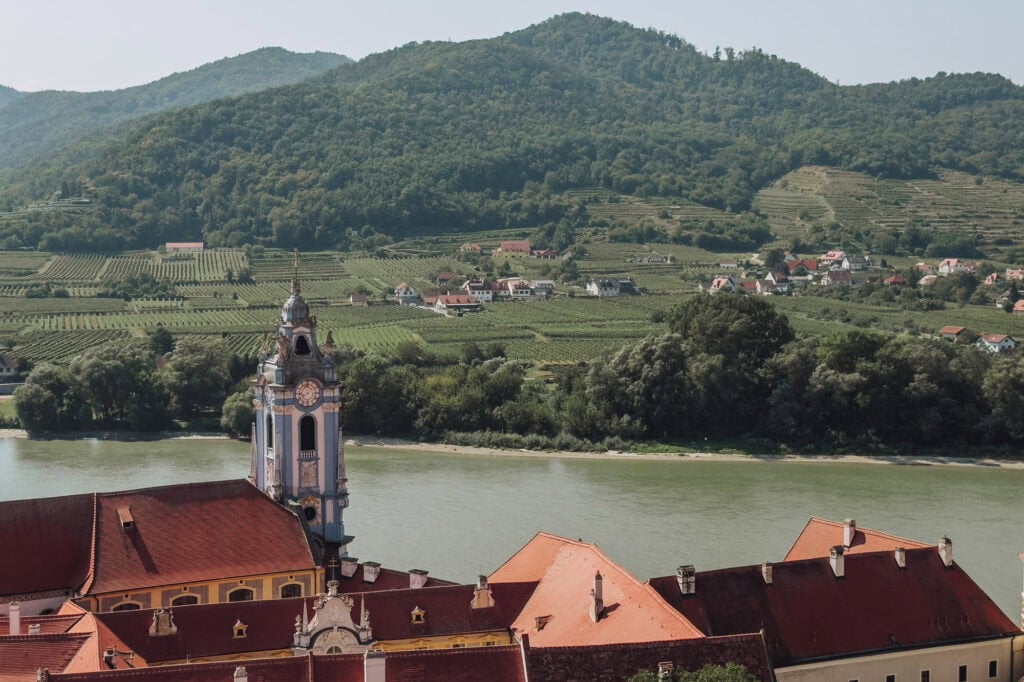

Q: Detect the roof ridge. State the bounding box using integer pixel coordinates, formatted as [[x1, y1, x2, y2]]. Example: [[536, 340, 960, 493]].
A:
[[79, 493, 98, 595], [94, 478, 248, 498]]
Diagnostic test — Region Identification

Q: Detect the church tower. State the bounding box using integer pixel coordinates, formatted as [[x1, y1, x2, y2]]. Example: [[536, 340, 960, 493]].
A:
[[250, 252, 351, 558]]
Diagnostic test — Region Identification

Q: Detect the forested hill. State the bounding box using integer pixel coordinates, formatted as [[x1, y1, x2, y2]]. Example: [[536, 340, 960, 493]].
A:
[[0, 47, 350, 171], [0, 85, 20, 109], [2, 13, 1023, 251]]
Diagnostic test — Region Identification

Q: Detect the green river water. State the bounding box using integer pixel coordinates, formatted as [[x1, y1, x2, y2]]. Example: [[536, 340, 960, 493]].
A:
[[1, 436, 1021, 620]]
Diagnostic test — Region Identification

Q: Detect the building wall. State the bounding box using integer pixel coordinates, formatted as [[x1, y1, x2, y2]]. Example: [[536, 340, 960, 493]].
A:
[[81, 569, 319, 612], [777, 637, 1023, 682]]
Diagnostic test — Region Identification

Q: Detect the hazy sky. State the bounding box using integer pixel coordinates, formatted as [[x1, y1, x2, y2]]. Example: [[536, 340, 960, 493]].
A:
[[2, 0, 1021, 92]]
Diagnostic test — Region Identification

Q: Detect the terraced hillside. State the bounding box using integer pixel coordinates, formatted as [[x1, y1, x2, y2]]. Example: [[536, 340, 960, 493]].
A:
[[755, 166, 1024, 254]]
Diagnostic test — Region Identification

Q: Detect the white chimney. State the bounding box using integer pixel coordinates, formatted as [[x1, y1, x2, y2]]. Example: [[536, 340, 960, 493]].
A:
[[676, 565, 696, 595], [340, 557, 359, 579], [9, 602, 20, 636], [409, 569, 429, 589], [364, 650, 386, 682], [233, 666, 248, 682], [895, 546, 906, 569], [829, 546, 845, 578], [589, 571, 604, 623], [761, 562, 773, 585], [843, 519, 856, 547], [939, 537, 953, 567], [363, 561, 381, 584], [471, 575, 495, 609]]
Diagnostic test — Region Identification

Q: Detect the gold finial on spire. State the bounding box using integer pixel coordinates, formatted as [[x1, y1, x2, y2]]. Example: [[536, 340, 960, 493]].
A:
[[291, 248, 301, 294]]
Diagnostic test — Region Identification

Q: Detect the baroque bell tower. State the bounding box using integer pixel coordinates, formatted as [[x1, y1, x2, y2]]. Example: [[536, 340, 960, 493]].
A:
[[250, 250, 351, 558]]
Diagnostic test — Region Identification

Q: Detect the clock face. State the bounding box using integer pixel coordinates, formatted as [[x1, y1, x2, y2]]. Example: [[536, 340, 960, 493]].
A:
[[295, 379, 321, 407]]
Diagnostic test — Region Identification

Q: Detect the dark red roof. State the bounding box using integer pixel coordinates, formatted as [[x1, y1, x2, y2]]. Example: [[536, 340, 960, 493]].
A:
[[524, 634, 775, 682], [89, 480, 315, 594], [0, 614, 84, 636], [52, 653, 360, 681], [384, 645, 526, 682], [649, 548, 1019, 666], [335, 564, 454, 593], [0, 633, 91, 679], [0, 493, 95, 597]]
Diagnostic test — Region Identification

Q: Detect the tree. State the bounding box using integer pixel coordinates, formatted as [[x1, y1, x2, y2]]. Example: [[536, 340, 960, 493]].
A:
[[630, 663, 756, 682], [221, 388, 255, 438], [13, 382, 62, 434], [667, 295, 794, 366], [149, 324, 175, 355], [157, 337, 230, 417]]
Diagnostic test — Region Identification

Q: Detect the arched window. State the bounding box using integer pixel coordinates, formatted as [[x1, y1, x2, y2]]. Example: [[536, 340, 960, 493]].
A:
[[295, 336, 311, 355], [171, 594, 199, 606], [300, 415, 316, 452], [266, 414, 274, 449], [280, 583, 303, 599], [112, 602, 141, 611], [325, 646, 343, 654], [228, 588, 254, 602]]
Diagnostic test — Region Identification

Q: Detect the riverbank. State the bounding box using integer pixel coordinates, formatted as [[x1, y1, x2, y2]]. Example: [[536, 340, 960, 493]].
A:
[[346, 436, 1024, 469]]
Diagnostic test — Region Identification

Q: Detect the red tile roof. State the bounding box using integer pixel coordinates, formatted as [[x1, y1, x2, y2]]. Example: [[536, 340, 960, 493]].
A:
[[939, 325, 966, 336], [524, 634, 775, 682], [52, 653, 349, 681], [784, 517, 930, 561], [0, 633, 92, 679], [384, 645, 526, 682], [981, 334, 1010, 344], [0, 614, 84, 636], [0, 492, 95, 598], [489, 533, 703, 647], [89, 480, 315, 595], [498, 241, 531, 253], [437, 294, 477, 306], [336, 564, 454, 593], [649, 548, 1019, 667]]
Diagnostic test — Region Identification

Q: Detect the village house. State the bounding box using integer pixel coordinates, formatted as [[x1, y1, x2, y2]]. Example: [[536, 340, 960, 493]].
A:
[[434, 294, 481, 314], [434, 272, 458, 286], [978, 334, 1016, 353], [529, 248, 558, 260], [786, 258, 818, 275], [617, 278, 638, 295], [918, 274, 938, 287], [164, 242, 204, 253], [984, 272, 1003, 287], [841, 254, 870, 271], [939, 325, 967, 341], [1014, 300, 1024, 315], [755, 280, 777, 296], [459, 242, 483, 253], [938, 258, 972, 275], [819, 269, 852, 287], [819, 250, 845, 266], [718, 259, 739, 269], [885, 274, 907, 286], [586, 278, 620, 297], [639, 252, 672, 264], [0, 351, 19, 379], [349, 294, 369, 307], [494, 240, 531, 257], [530, 280, 555, 297], [765, 271, 791, 294], [461, 280, 494, 303], [700, 276, 736, 295], [1006, 268, 1024, 282], [393, 283, 418, 305]]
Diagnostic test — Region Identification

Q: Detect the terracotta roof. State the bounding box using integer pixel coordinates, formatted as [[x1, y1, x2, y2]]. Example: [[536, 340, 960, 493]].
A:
[[785, 517, 930, 561], [0, 633, 92, 679], [51, 653, 353, 681], [489, 533, 703, 647], [1016, 300, 1024, 312], [0, 614, 83, 636], [0, 492, 95, 597], [384, 645, 526, 682], [336, 564, 454, 593], [525, 634, 775, 682], [498, 241, 531, 252], [88, 480, 315, 595], [981, 334, 1011, 344], [649, 547, 1019, 667], [437, 295, 477, 306], [939, 325, 965, 335], [164, 242, 204, 249]]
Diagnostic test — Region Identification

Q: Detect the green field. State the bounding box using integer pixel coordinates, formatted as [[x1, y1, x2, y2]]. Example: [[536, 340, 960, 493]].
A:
[[0, 231, 1020, 367]]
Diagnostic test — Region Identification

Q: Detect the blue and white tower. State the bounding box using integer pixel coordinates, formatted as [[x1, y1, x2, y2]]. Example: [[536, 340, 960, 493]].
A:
[[250, 254, 351, 558]]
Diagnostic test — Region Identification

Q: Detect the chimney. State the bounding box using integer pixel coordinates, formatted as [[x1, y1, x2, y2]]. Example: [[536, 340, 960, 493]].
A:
[[363, 561, 381, 584], [589, 571, 604, 623], [471, 575, 495, 609], [761, 562, 773, 585], [233, 666, 248, 682], [117, 507, 135, 530], [829, 545, 845, 578], [895, 546, 906, 569], [27, 624, 41, 636], [364, 650, 386, 682], [843, 519, 856, 547], [676, 565, 696, 595], [409, 569, 429, 589], [939, 537, 953, 567], [340, 557, 359, 579], [103, 648, 115, 668], [149, 608, 177, 637], [9, 601, 20, 636], [36, 670, 50, 682]]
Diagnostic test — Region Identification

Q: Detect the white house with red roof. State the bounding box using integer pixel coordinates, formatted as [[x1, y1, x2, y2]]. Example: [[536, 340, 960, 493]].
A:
[[435, 294, 481, 314], [938, 258, 972, 275], [461, 279, 494, 303], [394, 283, 418, 304], [978, 334, 1016, 353], [495, 240, 531, 257], [819, 250, 845, 266]]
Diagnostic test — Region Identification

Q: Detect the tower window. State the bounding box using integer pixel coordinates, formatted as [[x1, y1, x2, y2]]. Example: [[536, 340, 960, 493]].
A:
[[295, 335, 311, 355], [266, 414, 274, 449], [300, 415, 316, 451]]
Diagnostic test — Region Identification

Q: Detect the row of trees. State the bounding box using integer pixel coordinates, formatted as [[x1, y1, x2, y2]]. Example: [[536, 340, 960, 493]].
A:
[[14, 334, 238, 433]]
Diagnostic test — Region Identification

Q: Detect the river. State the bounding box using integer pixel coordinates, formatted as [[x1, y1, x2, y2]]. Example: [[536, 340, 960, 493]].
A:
[[1, 436, 1021, 621]]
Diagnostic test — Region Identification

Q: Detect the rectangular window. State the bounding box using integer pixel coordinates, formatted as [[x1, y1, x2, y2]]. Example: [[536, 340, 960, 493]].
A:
[[959, 664, 968, 682], [920, 672, 930, 682], [988, 660, 997, 678], [886, 676, 895, 682]]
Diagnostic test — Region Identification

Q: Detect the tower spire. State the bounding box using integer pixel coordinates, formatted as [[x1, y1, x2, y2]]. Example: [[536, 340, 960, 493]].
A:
[[292, 248, 301, 295]]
